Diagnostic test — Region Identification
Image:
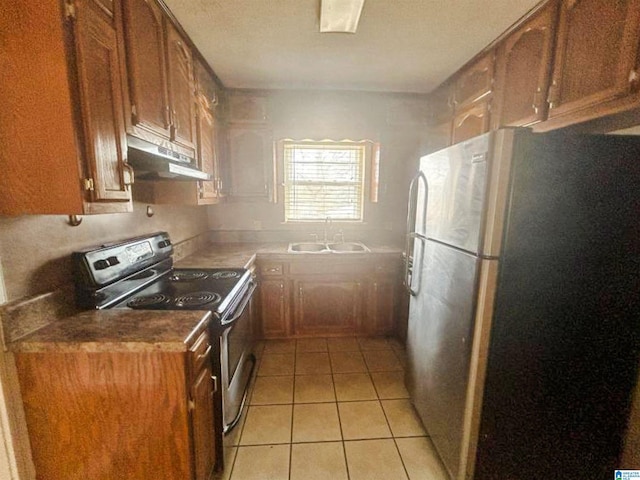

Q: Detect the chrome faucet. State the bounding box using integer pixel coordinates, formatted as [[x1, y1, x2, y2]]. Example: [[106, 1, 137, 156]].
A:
[[322, 217, 331, 242]]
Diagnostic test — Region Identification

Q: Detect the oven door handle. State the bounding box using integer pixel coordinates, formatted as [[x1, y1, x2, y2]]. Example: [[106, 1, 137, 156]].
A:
[[221, 281, 256, 327]]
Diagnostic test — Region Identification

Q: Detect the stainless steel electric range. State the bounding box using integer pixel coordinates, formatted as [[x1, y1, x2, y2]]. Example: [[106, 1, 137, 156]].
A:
[[72, 232, 256, 437]]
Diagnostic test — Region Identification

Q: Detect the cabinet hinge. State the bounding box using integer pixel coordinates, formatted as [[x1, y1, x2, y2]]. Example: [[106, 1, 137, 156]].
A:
[[131, 104, 138, 124], [64, 0, 76, 20], [83, 178, 95, 191], [629, 69, 639, 87], [211, 375, 218, 393]]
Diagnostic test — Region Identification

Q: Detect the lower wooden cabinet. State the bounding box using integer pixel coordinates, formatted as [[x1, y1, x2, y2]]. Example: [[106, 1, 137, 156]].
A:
[[256, 256, 403, 338], [260, 279, 289, 338], [293, 279, 361, 336], [15, 326, 216, 480]]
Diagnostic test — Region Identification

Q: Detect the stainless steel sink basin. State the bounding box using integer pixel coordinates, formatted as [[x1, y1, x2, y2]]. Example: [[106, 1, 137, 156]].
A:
[[288, 242, 329, 253], [287, 242, 370, 253], [327, 242, 370, 253]]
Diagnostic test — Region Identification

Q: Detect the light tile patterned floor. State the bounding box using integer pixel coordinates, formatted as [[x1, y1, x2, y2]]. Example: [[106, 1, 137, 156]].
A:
[[217, 337, 449, 480]]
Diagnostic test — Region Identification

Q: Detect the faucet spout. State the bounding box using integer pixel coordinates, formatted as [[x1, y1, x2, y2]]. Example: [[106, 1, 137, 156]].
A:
[[323, 217, 331, 242]]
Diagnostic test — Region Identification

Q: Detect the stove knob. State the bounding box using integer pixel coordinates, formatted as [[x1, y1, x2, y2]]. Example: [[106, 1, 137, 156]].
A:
[[158, 240, 172, 249], [94, 259, 110, 270], [107, 256, 120, 266]]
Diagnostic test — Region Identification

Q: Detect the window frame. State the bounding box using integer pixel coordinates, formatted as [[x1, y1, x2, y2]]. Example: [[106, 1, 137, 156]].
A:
[[277, 139, 376, 224]]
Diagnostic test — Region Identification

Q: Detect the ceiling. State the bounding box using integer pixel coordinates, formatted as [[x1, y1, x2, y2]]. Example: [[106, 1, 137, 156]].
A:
[[164, 0, 542, 94]]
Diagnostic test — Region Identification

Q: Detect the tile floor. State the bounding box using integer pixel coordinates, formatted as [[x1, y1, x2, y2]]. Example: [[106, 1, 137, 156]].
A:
[[216, 336, 449, 480]]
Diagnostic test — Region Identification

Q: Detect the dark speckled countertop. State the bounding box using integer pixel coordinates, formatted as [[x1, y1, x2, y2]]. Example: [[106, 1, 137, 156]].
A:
[[174, 242, 403, 269], [10, 310, 211, 353]]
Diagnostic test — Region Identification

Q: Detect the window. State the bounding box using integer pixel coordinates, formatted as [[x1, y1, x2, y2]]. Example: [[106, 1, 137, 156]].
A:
[[283, 141, 367, 222]]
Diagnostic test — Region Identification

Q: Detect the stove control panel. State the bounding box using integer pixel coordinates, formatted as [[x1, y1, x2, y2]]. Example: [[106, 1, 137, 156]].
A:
[[73, 232, 173, 288]]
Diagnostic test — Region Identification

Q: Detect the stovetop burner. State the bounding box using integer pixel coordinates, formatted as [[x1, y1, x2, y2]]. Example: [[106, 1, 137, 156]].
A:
[[170, 271, 210, 281], [127, 293, 172, 309], [174, 291, 221, 307], [209, 271, 241, 280]]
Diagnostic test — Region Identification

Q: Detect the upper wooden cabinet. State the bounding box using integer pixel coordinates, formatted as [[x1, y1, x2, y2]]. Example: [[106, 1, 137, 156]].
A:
[[121, 0, 196, 156], [121, 0, 171, 141], [453, 51, 495, 108], [451, 99, 491, 144], [0, 0, 133, 215], [166, 22, 197, 151], [493, 0, 559, 127], [195, 59, 223, 202], [546, 0, 640, 121]]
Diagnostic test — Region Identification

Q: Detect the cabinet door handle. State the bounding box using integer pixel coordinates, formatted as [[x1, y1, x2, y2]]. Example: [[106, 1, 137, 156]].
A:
[[123, 163, 135, 186], [532, 88, 543, 115]]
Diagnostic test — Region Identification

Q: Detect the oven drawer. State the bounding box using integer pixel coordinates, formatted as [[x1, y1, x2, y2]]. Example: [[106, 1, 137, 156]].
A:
[[189, 329, 212, 374]]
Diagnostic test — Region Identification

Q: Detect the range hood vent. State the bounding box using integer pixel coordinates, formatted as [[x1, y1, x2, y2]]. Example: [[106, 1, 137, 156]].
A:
[[126, 136, 210, 181]]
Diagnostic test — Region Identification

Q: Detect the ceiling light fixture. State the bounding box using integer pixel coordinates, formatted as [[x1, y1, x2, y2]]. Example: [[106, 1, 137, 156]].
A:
[[320, 0, 365, 33]]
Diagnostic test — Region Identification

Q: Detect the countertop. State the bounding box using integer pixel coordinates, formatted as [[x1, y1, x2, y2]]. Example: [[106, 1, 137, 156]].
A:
[[174, 242, 403, 269], [9, 242, 402, 353], [10, 310, 211, 353]]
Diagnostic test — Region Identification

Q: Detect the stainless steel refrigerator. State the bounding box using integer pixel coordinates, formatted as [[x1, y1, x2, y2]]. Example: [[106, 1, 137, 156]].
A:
[[404, 128, 640, 480]]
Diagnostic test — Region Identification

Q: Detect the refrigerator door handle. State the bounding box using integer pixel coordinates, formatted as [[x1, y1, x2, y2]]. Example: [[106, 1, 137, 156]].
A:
[[405, 171, 429, 237], [405, 232, 427, 296]]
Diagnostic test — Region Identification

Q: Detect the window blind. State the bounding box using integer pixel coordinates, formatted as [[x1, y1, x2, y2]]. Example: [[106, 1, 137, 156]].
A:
[[283, 142, 366, 222]]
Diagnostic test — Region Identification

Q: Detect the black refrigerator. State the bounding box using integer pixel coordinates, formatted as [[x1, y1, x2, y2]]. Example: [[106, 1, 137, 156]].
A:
[[404, 128, 640, 479]]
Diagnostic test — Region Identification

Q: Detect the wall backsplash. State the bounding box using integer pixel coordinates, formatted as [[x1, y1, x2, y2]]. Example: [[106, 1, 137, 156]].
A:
[[0, 202, 209, 302]]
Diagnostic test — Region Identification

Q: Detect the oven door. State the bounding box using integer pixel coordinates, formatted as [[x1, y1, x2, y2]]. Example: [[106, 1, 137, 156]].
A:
[[220, 281, 256, 433]]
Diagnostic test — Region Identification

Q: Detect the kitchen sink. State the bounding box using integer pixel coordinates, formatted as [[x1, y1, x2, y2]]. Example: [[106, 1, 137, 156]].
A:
[[287, 242, 370, 253], [326, 242, 370, 252], [288, 242, 329, 253]]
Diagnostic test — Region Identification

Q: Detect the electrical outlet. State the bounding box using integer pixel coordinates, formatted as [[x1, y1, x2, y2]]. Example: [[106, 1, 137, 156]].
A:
[[252, 220, 262, 230], [0, 258, 7, 305]]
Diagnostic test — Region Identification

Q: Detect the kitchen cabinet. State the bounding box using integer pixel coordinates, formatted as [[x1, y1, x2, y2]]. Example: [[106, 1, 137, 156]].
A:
[[492, 0, 559, 127], [451, 99, 491, 144], [122, 0, 196, 157], [195, 59, 224, 202], [545, 0, 640, 124], [14, 323, 216, 480], [0, 0, 133, 215], [255, 255, 403, 338], [293, 279, 361, 336], [366, 261, 402, 336], [453, 51, 494, 109], [134, 59, 224, 206], [227, 126, 275, 200], [260, 278, 290, 338]]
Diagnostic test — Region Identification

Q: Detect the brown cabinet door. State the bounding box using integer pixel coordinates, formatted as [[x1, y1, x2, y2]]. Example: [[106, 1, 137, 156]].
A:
[[293, 280, 360, 335], [122, 0, 170, 138], [493, 1, 558, 127], [190, 365, 216, 480], [74, 0, 131, 202], [228, 127, 273, 199], [260, 279, 289, 338], [366, 280, 396, 336], [453, 52, 495, 108], [166, 22, 197, 151], [195, 60, 220, 202], [547, 0, 640, 118], [451, 100, 491, 144]]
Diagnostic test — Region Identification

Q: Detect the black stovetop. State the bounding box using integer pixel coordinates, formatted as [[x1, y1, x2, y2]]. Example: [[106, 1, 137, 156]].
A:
[[112, 267, 251, 314]]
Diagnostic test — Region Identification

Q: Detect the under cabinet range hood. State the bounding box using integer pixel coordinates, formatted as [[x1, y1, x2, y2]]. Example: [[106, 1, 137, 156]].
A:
[[126, 136, 210, 181]]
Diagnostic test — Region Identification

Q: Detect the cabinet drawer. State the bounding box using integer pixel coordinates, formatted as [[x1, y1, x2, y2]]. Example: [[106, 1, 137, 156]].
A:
[[289, 262, 366, 276], [260, 263, 284, 276], [189, 329, 211, 375]]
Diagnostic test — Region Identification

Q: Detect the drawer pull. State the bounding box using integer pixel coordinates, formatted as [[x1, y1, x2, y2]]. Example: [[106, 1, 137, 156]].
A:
[[197, 344, 212, 361]]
